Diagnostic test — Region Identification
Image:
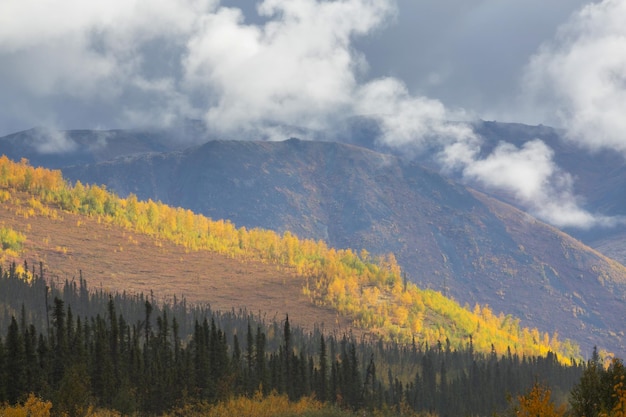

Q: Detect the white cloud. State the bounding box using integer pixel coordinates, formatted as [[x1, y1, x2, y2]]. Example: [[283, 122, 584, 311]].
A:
[[354, 77, 474, 148], [31, 128, 78, 154], [441, 138, 623, 229], [463, 140, 555, 202], [523, 0, 626, 153], [183, 0, 395, 139]]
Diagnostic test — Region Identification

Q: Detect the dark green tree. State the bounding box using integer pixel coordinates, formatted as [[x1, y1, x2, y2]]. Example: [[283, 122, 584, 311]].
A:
[[5, 316, 25, 403], [570, 348, 603, 417], [318, 334, 328, 402]]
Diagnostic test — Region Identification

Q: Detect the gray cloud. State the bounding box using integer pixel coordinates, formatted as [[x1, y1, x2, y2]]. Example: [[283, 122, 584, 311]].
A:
[[353, 0, 590, 121], [0, 0, 622, 230], [0, 0, 215, 133], [0, 0, 590, 135]]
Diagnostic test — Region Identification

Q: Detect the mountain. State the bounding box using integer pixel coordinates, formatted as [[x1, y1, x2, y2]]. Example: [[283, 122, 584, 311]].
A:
[[49, 138, 623, 356], [366, 120, 626, 262], [472, 122, 626, 242], [0, 126, 196, 168], [1, 156, 578, 360], [2, 124, 626, 356]]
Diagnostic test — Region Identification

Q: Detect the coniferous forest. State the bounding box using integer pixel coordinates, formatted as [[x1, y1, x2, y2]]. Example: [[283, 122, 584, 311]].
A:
[[2, 261, 624, 417]]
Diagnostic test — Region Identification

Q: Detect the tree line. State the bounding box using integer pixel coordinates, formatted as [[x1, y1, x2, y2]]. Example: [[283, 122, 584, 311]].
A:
[[0, 154, 580, 359], [1, 260, 611, 417]]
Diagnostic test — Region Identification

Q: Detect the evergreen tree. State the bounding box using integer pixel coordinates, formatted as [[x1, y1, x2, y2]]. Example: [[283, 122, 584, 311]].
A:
[[0, 259, 590, 416], [602, 358, 626, 413], [23, 324, 40, 393], [192, 319, 209, 398], [51, 297, 67, 387], [283, 314, 292, 398], [0, 336, 5, 402], [255, 325, 267, 393], [5, 316, 25, 403], [318, 334, 328, 402], [245, 321, 255, 394], [571, 348, 604, 417]]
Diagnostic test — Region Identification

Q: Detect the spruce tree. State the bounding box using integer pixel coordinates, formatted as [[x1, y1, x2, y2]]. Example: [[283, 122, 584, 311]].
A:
[[283, 314, 292, 398], [6, 316, 25, 403], [0, 337, 5, 402], [51, 297, 67, 387], [570, 348, 603, 417], [318, 334, 328, 402]]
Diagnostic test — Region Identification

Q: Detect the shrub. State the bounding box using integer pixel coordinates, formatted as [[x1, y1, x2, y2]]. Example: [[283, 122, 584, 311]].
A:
[[0, 226, 26, 252]]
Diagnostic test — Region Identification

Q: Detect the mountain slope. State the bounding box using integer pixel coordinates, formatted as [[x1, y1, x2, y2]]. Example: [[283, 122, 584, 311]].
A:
[[53, 138, 626, 356], [321, 118, 626, 263], [0, 127, 191, 168], [0, 156, 576, 359], [0, 190, 352, 335]]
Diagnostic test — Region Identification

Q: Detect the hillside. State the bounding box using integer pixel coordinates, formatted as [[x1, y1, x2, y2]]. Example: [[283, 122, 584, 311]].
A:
[[0, 127, 190, 168], [0, 155, 581, 359], [307, 118, 626, 263], [50, 137, 626, 356], [0, 194, 353, 336]]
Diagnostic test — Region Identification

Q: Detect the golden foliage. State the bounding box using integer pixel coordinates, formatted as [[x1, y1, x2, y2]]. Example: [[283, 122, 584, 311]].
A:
[[609, 377, 626, 417], [601, 368, 626, 417], [0, 226, 26, 253], [0, 155, 580, 360], [0, 393, 52, 417], [515, 382, 566, 417], [166, 391, 323, 417]]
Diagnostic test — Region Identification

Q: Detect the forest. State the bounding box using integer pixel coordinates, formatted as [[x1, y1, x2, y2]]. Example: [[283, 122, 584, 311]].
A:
[[1, 260, 624, 417], [2, 155, 626, 416], [0, 155, 581, 359]]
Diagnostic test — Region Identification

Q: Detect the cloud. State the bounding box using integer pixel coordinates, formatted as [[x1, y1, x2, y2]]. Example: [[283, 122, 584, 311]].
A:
[[30, 128, 78, 155], [440, 138, 624, 229], [0, 0, 619, 230], [353, 77, 477, 149], [0, 0, 216, 131], [522, 0, 626, 153], [183, 0, 395, 139]]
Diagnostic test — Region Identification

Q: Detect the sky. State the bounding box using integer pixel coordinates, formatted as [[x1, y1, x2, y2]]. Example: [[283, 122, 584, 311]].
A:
[[1, 0, 626, 229]]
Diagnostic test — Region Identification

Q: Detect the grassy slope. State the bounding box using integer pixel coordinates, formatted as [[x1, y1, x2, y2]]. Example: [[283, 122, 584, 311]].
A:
[[0, 156, 580, 359], [0, 190, 354, 335]]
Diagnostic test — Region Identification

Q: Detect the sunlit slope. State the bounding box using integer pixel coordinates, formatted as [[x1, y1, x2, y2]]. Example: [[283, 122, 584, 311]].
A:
[[56, 137, 626, 357], [0, 155, 580, 359]]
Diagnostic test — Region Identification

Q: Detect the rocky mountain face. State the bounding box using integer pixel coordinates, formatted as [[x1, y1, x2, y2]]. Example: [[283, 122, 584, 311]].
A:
[[2, 124, 626, 356]]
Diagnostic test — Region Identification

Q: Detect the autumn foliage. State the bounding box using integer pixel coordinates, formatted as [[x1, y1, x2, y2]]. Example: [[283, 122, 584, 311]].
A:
[[0, 155, 579, 360], [0, 394, 52, 417], [514, 382, 567, 417]]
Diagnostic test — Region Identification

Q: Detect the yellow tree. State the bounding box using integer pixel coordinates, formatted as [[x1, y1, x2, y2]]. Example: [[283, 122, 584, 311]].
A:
[[601, 367, 626, 417], [516, 382, 566, 417], [608, 376, 626, 417]]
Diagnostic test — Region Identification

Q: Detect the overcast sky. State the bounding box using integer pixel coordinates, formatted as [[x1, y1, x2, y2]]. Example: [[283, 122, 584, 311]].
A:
[[2, 0, 626, 229], [0, 0, 597, 136]]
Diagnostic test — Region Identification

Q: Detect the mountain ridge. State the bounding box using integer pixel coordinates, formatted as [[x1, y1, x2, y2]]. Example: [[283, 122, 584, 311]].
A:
[[0, 155, 579, 359], [2, 125, 626, 355]]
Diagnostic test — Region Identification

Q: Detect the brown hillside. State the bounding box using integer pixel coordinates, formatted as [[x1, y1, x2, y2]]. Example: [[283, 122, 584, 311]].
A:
[[59, 138, 626, 355], [0, 191, 355, 334]]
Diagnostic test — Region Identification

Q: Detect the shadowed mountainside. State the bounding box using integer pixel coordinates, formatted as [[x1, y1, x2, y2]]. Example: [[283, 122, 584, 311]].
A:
[[53, 138, 626, 356], [336, 119, 626, 264], [0, 126, 195, 168]]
